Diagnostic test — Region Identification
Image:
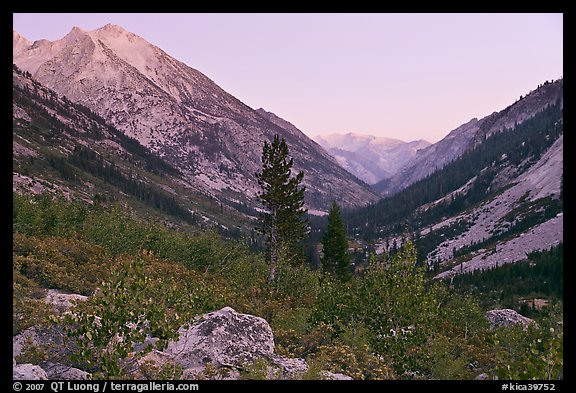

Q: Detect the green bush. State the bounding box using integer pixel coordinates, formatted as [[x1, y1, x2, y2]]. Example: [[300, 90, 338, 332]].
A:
[[493, 303, 563, 380], [13, 233, 109, 295], [308, 241, 490, 377], [64, 254, 217, 378], [13, 278, 52, 336]]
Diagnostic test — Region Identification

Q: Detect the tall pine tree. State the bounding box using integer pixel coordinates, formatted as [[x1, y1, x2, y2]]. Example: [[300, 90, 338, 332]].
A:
[[322, 200, 351, 281], [256, 134, 308, 282]]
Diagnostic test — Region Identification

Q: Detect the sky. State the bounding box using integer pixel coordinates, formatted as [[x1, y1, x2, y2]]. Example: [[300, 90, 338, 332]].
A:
[[13, 13, 563, 143]]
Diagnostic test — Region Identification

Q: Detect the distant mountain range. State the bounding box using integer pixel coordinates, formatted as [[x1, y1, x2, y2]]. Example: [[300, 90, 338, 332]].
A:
[[313, 133, 430, 184], [13, 24, 379, 215]]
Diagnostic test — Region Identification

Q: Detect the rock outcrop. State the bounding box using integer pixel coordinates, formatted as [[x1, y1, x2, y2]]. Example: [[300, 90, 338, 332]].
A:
[[485, 309, 535, 330], [42, 363, 89, 380]]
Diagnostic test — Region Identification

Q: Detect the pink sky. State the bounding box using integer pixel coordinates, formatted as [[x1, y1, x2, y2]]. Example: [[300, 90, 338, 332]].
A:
[[13, 13, 562, 143]]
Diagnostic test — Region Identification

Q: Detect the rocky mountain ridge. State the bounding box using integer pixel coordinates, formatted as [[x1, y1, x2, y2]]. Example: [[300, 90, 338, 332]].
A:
[[347, 80, 562, 282], [13, 25, 379, 212], [431, 134, 563, 279], [374, 80, 563, 196]]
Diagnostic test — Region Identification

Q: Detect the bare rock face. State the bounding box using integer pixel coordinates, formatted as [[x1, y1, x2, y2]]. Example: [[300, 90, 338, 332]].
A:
[[13, 26, 379, 211], [486, 309, 535, 330]]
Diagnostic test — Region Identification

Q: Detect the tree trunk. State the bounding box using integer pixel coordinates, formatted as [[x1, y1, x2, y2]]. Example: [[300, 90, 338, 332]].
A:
[[268, 209, 278, 282]]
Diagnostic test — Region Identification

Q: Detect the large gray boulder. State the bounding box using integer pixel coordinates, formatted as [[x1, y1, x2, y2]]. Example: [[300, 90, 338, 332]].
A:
[[43, 289, 87, 314], [13, 363, 48, 380], [164, 306, 276, 369], [486, 309, 535, 330], [42, 363, 89, 380], [164, 307, 274, 369], [13, 324, 78, 361], [136, 307, 312, 379]]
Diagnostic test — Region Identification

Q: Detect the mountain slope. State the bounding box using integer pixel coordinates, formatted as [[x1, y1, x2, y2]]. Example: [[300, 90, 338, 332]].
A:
[[12, 65, 257, 237], [313, 133, 431, 184], [346, 80, 562, 279], [374, 80, 563, 196], [13, 25, 379, 212], [433, 134, 563, 279]]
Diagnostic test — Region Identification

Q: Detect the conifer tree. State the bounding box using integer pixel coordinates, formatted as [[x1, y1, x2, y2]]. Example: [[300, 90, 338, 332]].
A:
[[322, 200, 351, 281], [256, 134, 308, 282]]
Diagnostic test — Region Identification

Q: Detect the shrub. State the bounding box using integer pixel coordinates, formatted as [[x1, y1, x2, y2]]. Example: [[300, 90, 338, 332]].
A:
[[493, 303, 563, 380]]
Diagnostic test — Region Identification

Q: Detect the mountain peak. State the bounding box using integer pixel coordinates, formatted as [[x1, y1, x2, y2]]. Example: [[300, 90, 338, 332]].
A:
[[13, 31, 32, 55], [65, 26, 86, 38], [313, 133, 431, 184], [92, 23, 135, 41], [97, 23, 127, 34]]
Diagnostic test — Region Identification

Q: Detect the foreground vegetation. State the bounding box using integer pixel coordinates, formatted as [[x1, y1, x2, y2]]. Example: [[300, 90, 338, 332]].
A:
[[13, 193, 563, 380]]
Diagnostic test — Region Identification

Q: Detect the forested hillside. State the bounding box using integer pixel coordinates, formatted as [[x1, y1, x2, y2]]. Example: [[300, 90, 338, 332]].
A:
[[346, 100, 562, 238]]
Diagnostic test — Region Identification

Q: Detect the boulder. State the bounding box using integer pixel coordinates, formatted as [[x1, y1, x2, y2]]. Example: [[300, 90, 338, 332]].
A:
[[486, 309, 535, 330], [13, 326, 90, 380], [269, 355, 308, 379], [42, 363, 89, 380], [13, 324, 78, 361], [13, 327, 38, 359], [13, 363, 48, 380], [164, 306, 275, 369], [43, 289, 87, 313], [138, 307, 313, 380], [129, 350, 181, 379], [475, 372, 498, 380], [320, 370, 354, 380]]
